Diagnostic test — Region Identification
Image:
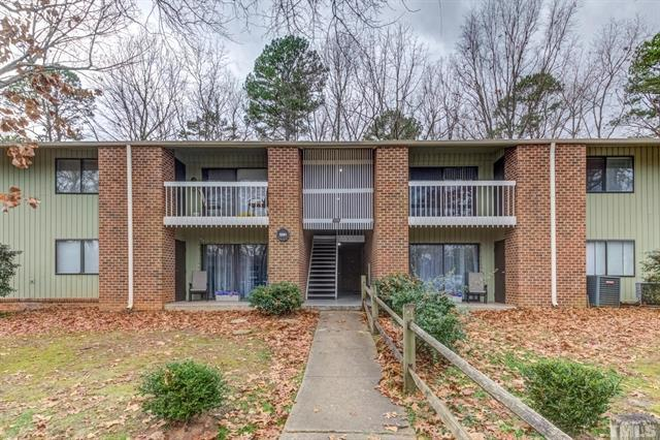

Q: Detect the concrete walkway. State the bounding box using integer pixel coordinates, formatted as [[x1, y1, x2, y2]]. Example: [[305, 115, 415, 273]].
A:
[[280, 311, 416, 440]]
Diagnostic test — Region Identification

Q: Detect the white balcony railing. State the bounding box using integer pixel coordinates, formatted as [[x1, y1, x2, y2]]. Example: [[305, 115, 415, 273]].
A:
[[164, 181, 268, 227], [409, 180, 516, 227], [303, 188, 374, 230]]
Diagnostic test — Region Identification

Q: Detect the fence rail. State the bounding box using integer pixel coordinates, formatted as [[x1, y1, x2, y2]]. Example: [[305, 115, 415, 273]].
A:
[[361, 276, 571, 440], [164, 181, 268, 227], [409, 180, 516, 227]]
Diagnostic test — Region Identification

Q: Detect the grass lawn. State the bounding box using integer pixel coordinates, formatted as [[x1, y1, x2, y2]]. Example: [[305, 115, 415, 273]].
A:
[[0, 308, 318, 439], [376, 307, 660, 439]]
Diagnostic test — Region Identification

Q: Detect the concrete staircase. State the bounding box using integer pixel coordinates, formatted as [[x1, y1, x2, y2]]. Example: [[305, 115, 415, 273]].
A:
[[306, 236, 338, 299]]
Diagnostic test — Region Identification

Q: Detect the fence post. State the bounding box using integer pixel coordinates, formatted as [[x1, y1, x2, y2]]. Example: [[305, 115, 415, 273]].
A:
[[403, 303, 416, 394], [361, 275, 366, 305], [370, 283, 379, 335]]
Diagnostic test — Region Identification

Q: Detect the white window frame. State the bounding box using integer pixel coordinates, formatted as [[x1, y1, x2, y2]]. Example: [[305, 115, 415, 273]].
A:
[[55, 239, 99, 275], [586, 240, 635, 277]]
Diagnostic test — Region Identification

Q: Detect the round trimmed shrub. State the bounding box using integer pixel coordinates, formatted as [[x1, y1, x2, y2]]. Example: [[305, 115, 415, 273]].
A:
[[521, 358, 620, 435], [249, 281, 303, 315], [138, 360, 227, 422]]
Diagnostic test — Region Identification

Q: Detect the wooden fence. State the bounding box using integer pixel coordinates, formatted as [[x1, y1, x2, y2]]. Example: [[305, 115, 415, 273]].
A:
[[361, 276, 571, 440]]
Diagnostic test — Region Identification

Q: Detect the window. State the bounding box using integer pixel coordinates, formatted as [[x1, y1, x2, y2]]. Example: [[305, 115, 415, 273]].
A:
[[586, 240, 634, 277], [587, 157, 633, 193], [410, 167, 479, 217], [56, 159, 99, 193], [201, 168, 268, 217], [56, 239, 99, 274], [409, 166, 478, 181], [410, 244, 479, 295], [203, 244, 267, 298]]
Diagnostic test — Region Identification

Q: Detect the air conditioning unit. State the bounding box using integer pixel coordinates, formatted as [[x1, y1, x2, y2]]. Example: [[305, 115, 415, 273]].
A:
[[587, 276, 621, 307]]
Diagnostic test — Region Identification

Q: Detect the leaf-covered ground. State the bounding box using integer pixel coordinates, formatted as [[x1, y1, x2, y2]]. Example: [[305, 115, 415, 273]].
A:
[[0, 308, 318, 439], [375, 307, 660, 439]]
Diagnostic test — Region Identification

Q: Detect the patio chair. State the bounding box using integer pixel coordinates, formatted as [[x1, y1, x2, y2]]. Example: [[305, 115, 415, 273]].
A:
[[465, 272, 488, 303], [189, 271, 208, 301]]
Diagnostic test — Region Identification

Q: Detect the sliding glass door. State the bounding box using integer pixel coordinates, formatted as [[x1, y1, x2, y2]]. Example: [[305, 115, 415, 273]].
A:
[[410, 244, 479, 296], [203, 244, 267, 299]]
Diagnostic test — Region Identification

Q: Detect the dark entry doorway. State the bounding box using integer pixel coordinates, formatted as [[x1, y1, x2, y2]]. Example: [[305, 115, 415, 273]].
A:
[[494, 240, 506, 303], [338, 243, 362, 297], [175, 240, 186, 301]]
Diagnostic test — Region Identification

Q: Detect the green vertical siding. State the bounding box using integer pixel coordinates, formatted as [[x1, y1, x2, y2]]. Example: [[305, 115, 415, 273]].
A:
[[409, 227, 505, 302], [0, 148, 99, 299], [409, 148, 504, 179], [175, 148, 267, 180], [587, 145, 660, 302], [175, 227, 268, 288]]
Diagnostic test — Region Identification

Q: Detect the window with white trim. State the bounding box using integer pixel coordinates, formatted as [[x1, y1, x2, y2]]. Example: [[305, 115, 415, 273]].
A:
[[586, 240, 634, 277], [56, 239, 99, 274]]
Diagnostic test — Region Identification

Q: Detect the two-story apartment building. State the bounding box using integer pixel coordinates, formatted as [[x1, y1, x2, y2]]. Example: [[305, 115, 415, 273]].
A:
[[1, 139, 658, 310]]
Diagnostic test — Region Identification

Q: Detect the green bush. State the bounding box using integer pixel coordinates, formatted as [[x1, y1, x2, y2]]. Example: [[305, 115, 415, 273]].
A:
[[521, 358, 620, 435], [641, 250, 660, 305], [374, 273, 423, 306], [0, 243, 21, 298], [413, 294, 465, 351], [138, 360, 227, 422], [249, 281, 303, 315], [375, 274, 465, 351]]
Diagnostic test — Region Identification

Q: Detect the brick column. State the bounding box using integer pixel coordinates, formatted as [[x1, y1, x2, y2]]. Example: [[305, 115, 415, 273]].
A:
[[504, 144, 586, 308], [267, 147, 306, 290], [99, 146, 175, 311], [372, 146, 409, 279], [555, 144, 587, 308], [98, 146, 128, 311]]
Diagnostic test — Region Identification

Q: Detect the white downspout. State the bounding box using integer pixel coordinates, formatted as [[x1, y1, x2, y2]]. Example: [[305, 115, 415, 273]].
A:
[[549, 142, 558, 307], [127, 144, 134, 310]]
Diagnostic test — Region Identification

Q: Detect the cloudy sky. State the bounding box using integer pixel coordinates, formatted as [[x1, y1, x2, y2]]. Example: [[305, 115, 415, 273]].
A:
[[216, 0, 660, 78]]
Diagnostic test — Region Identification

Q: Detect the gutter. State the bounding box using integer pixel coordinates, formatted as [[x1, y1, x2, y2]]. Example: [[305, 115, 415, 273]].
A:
[[5, 138, 660, 150], [549, 142, 558, 307], [126, 144, 134, 310]]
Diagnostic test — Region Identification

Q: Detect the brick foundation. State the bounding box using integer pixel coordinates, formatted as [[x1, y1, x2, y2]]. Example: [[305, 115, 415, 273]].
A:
[[504, 144, 586, 308], [267, 147, 307, 290], [372, 146, 409, 279], [98, 146, 175, 311]]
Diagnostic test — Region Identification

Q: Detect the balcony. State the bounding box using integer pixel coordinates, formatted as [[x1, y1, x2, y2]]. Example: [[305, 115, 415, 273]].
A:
[[409, 181, 516, 227], [164, 182, 268, 227]]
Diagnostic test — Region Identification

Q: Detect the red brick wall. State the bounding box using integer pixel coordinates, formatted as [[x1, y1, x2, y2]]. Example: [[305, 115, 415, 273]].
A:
[[98, 146, 128, 310], [372, 146, 409, 279], [504, 144, 586, 308], [267, 147, 306, 290], [555, 144, 587, 308], [99, 146, 175, 311]]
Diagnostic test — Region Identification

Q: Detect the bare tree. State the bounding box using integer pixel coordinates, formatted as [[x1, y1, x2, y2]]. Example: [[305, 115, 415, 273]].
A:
[[94, 32, 185, 141], [454, 0, 579, 139], [581, 18, 645, 138], [178, 43, 249, 141], [415, 62, 463, 140]]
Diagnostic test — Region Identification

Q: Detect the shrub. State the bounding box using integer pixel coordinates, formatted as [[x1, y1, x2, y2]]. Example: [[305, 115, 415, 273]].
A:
[[249, 281, 303, 315], [521, 358, 620, 435], [375, 274, 465, 351], [641, 250, 660, 305], [139, 360, 227, 422], [0, 243, 21, 298], [374, 273, 423, 307], [413, 294, 465, 351]]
